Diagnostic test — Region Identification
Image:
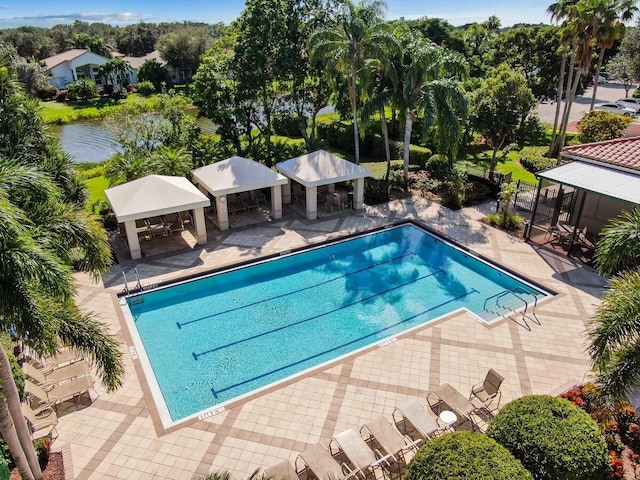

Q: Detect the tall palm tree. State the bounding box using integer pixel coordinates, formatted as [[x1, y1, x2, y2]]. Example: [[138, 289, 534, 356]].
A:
[[308, 0, 396, 164], [149, 146, 194, 178], [0, 61, 124, 480], [587, 208, 640, 399], [589, 0, 638, 110], [395, 33, 468, 185]]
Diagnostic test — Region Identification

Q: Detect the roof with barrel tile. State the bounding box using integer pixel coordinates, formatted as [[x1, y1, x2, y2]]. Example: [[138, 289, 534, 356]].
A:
[[562, 136, 640, 172]]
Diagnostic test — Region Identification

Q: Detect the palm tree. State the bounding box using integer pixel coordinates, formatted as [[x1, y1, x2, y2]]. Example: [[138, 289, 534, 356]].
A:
[[589, 0, 638, 110], [0, 60, 124, 480], [308, 0, 396, 164], [395, 33, 468, 186], [587, 208, 640, 399], [149, 146, 194, 178]]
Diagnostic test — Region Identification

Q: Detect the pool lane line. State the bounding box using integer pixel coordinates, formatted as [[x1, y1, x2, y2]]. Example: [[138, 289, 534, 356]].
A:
[[192, 267, 447, 360], [177, 251, 418, 329], [209, 288, 479, 397]]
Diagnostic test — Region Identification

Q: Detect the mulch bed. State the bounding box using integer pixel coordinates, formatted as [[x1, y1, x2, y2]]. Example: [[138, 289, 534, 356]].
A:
[[10, 452, 64, 480]]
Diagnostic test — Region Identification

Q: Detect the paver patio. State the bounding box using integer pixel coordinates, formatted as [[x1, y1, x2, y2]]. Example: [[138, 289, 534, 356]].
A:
[[58, 197, 607, 480]]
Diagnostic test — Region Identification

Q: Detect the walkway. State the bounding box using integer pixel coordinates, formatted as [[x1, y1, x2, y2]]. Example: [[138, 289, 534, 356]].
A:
[[59, 197, 606, 480]]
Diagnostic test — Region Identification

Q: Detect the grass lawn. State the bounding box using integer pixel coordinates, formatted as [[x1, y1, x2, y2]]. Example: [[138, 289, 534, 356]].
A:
[[461, 149, 538, 184], [41, 94, 159, 124], [85, 175, 109, 206]]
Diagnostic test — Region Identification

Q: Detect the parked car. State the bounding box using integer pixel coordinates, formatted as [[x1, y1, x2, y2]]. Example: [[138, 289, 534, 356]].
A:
[[616, 97, 640, 112], [590, 75, 608, 85], [593, 103, 636, 116]]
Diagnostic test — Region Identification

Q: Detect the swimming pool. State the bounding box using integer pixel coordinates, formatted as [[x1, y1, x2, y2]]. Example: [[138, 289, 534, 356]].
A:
[[122, 223, 549, 426]]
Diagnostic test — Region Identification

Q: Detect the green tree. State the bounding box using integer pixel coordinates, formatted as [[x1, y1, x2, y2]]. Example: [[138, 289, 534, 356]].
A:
[[68, 78, 98, 102], [157, 27, 209, 83], [138, 58, 169, 91], [0, 60, 123, 480], [148, 146, 194, 178], [488, 395, 610, 480], [589, 0, 638, 110], [115, 22, 159, 56], [308, 0, 395, 164], [469, 64, 536, 175], [607, 21, 640, 97], [578, 109, 634, 142], [67, 32, 112, 58], [396, 32, 468, 185], [405, 432, 533, 479]]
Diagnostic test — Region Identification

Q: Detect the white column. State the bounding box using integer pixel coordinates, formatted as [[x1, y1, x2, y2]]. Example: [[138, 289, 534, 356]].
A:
[[216, 196, 229, 231], [124, 221, 142, 260], [193, 207, 207, 245], [353, 178, 365, 210], [271, 185, 283, 219], [282, 182, 291, 204], [306, 186, 318, 220]]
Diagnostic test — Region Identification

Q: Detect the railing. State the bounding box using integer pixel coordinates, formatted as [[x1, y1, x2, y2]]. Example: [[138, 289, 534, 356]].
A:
[[122, 269, 145, 304], [483, 287, 540, 330]]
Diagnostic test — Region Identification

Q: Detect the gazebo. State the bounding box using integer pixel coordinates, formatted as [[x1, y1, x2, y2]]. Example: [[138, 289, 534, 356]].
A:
[[276, 150, 371, 220], [105, 175, 210, 260], [192, 156, 288, 231]]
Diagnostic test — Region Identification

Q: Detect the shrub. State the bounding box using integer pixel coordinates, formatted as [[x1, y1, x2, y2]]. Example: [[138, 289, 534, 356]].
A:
[[519, 146, 557, 173], [364, 177, 390, 204], [405, 431, 532, 480], [135, 80, 156, 96], [578, 110, 634, 143], [317, 122, 353, 152], [273, 112, 302, 137], [485, 211, 524, 230], [34, 437, 51, 469], [487, 395, 610, 480], [425, 154, 450, 180], [395, 144, 431, 169], [55, 90, 68, 102], [515, 115, 546, 145], [67, 79, 98, 102]]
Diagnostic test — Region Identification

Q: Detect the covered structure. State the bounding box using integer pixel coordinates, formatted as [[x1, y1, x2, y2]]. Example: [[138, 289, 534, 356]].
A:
[[192, 156, 288, 231], [276, 150, 371, 220], [526, 137, 640, 260], [105, 175, 210, 260]]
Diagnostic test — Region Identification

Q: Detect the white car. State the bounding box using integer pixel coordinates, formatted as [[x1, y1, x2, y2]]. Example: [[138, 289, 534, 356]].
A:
[[616, 98, 640, 112], [593, 103, 637, 117]]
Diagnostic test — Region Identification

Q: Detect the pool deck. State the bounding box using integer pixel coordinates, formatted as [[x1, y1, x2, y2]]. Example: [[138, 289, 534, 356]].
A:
[[60, 197, 607, 480]]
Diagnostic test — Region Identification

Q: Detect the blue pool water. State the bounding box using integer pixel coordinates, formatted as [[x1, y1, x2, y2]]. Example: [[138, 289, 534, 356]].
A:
[[126, 224, 548, 422]]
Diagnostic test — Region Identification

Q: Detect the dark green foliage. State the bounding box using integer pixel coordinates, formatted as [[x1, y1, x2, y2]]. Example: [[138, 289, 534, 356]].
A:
[[487, 395, 610, 480], [137, 59, 170, 91], [405, 431, 532, 480], [578, 110, 634, 143], [364, 178, 390, 204], [425, 154, 450, 180], [67, 79, 98, 102], [317, 122, 354, 152], [272, 112, 301, 137], [515, 116, 546, 146], [519, 146, 556, 173]]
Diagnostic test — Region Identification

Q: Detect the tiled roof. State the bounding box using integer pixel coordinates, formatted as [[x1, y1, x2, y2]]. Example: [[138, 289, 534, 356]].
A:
[[562, 136, 640, 172], [42, 49, 93, 69], [123, 51, 165, 69]]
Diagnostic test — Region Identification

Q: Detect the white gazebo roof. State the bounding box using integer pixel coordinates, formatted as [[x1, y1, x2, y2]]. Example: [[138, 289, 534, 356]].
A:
[[275, 150, 371, 187], [192, 156, 288, 196], [105, 175, 210, 223]]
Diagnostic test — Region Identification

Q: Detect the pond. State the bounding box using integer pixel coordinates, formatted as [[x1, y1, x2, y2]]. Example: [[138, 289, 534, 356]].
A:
[[50, 114, 217, 164]]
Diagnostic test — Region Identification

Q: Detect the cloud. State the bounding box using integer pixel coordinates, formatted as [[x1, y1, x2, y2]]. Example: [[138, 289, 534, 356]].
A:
[[0, 11, 161, 28]]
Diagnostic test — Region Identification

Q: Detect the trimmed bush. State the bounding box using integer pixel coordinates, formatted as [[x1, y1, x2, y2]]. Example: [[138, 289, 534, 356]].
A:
[[364, 177, 390, 204], [405, 431, 532, 480], [578, 110, 634, 143], [487, 395, 610, 480], [395, 144, 431, 169], [425, 154, 450, 180], [135, 80, 156, 97], [519, 146, 556, 173]]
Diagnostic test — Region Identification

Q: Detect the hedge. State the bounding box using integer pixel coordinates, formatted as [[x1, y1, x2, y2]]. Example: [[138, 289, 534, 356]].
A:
[[487, 395, 610, 480], [405, 431, 533, 480]]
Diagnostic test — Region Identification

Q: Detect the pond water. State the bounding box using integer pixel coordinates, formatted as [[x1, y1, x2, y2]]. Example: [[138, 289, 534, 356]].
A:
[[50, 114, 217, 164]]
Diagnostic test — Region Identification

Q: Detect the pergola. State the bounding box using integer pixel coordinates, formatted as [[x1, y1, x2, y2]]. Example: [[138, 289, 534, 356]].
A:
[[105, 175, 210, 260], [275, 150, 371, 220], [192, 156, 288, 231]]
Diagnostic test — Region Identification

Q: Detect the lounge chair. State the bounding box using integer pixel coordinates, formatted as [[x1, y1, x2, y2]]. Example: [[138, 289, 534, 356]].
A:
[[25, 376, 96, 409], [392, 400, 442, 440], [264, 460, 299, 480], [470, 369, 505, 411], [23, 403, 58, 440], [360, 416, 422, 464], [427, 383, 478, 428], [179, 211, 194, 228], [23, 360, 89, 386], [329, 429, 393, 479], [295, 443, 354, 480]]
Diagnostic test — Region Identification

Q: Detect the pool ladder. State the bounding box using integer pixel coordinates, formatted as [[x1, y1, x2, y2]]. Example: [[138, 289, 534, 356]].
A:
[[483, 287, 540, 330], [122, 269, 145, 304]]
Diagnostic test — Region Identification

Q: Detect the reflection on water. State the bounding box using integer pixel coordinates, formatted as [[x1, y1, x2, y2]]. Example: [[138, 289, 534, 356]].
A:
[[50, 115, 217, 164]]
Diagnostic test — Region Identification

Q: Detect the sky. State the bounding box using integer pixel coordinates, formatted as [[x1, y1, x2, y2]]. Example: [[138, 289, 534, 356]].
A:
[[0, 0, 555, 29]]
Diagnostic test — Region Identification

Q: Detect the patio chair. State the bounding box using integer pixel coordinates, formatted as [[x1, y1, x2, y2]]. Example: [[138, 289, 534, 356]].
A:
[[427, 383, 478, 428], [23, 403, 58, 441], [25, 375, 97, 410], [243, 194, 260, 211], [360, 416, 422, 464], [392, 399, 442, 440], [264, 460, 299, 480], [179, 211, 194, 228], [469, 369, 505, 411], [329, 428, 393, 479], [148, 216, 171, 238], [295, 442, 354, 480], [166, 213, 184, 233]]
